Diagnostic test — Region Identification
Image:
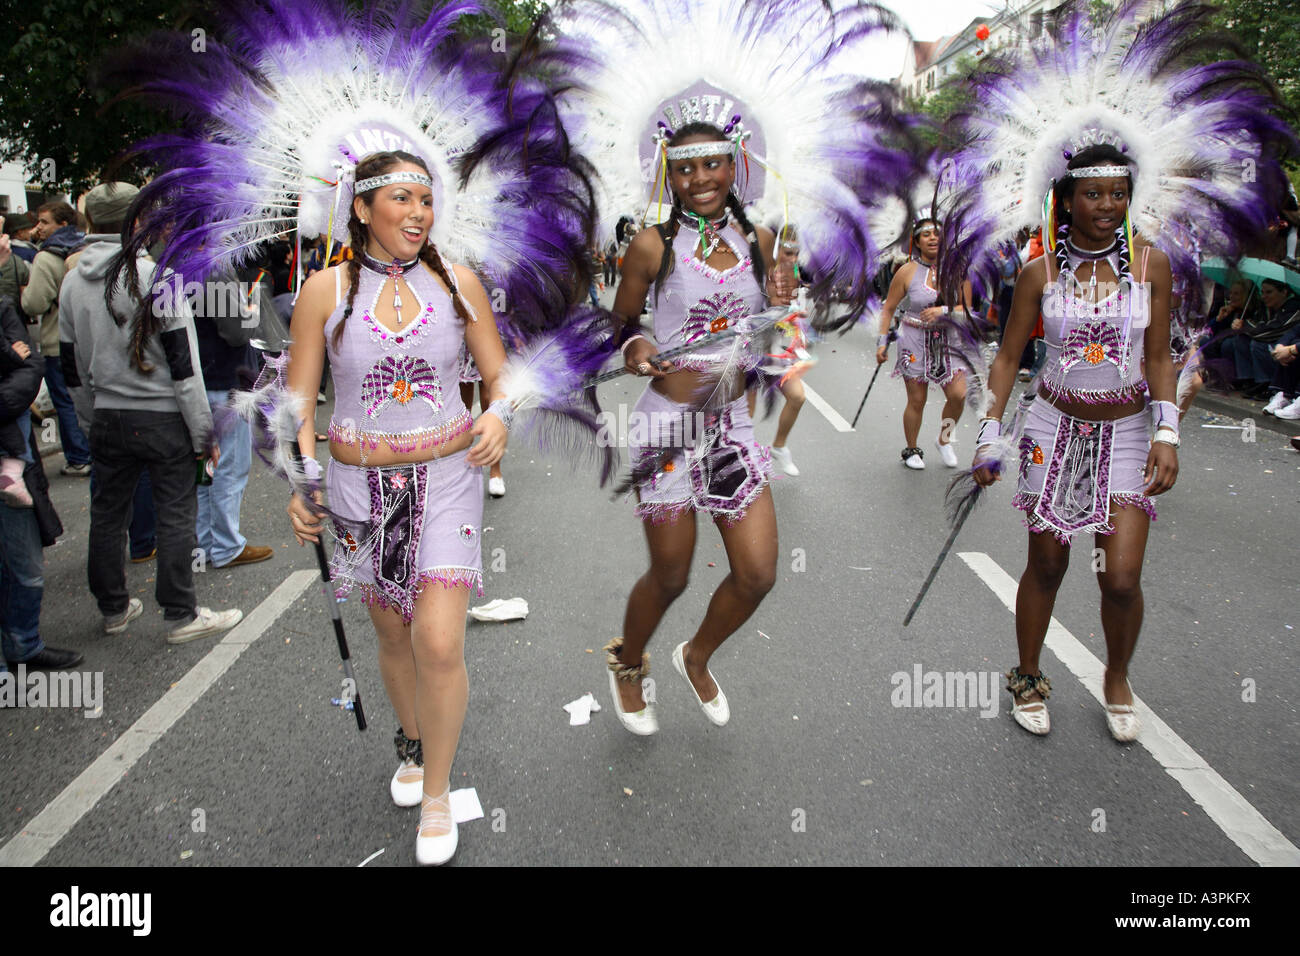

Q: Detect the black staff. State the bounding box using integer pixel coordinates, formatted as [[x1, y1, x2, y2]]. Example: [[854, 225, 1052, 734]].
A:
[[851, 327, 896, 428], [902, 487, 981, 628], [292, 439, 367, 731]]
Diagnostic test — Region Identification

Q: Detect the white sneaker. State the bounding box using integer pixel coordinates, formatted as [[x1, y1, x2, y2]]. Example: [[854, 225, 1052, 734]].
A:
[[104, 597, 144, 634], [1263, 390, 1289, 414], [935, 437, 959, 468], [167, 607, 243, 644], [770, 445, 800, 476], [902, 448, 925, 470], [488, 475, 505, 497], [1275, 395, 1300, 420]]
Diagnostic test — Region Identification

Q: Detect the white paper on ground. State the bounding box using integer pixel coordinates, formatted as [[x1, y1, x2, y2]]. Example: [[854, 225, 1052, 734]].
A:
[[450, 787, 484, 824], [562, 691, 602, 725], [469, 597, 529, 622]]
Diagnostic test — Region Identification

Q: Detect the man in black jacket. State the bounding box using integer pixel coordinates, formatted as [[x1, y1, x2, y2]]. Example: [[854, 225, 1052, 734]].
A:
[[0, 294, 83, 673]]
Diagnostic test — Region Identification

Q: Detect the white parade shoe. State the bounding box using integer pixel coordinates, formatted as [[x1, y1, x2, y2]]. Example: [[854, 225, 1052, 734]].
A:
[[935, 436, 959, 468], [390, 760, 423, 807], [770, 445, 800, 476], [1104, 681, 1141, 743], [415, 789, 458, 865], [606, 668, 659, 735], [672, 642, 729, 726], [902, 447, 925, 470]]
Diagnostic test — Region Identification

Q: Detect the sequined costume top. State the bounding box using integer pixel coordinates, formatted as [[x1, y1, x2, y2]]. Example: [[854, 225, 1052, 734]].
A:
[[900, 259, 941, 326], [1038, 243, 1149, 405], [324, 261, 474, 454], [650, 223, 767, 372]]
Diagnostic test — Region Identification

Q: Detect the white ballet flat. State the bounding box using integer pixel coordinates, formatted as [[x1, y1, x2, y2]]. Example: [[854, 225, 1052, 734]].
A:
[[390, 759, 423, 808], [1011, 700, 1050, 735], [672, 642, 729, 726], [415, 790, 458, 866], [607, 668, 658, 736], [1104, 682, 1140, 742]]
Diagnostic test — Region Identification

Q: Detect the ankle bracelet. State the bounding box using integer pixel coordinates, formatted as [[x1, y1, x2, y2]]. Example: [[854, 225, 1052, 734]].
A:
[[1005, 667, 1052, 701], [394, 726, 423, 766], [604, 637, 650, 683]]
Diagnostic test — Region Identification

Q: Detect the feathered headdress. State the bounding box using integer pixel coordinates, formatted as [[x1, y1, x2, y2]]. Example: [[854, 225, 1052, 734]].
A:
[[107, 0, 594, 335], [938, 0, 1296, 298], [546, 0, 925, 330]]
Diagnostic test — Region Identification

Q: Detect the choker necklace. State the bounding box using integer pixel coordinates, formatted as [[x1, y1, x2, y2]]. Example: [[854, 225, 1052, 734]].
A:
[[360, 250, 420, 319], [677, 210, 729, 260], [1063, 237, 1118, 261]]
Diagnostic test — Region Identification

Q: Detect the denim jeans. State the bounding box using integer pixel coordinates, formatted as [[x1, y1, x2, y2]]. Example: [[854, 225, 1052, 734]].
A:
[[15, 414, 33, 464], [88, 409, 198, 624], [195, 389, 250, 567], [0, 502, 46, 669], [89, 469, 156, 558], [43, 355, 91, 465]]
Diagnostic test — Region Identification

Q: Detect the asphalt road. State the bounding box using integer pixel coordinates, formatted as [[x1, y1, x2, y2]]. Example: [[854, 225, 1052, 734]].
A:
[[3, 296, 1297, 867]]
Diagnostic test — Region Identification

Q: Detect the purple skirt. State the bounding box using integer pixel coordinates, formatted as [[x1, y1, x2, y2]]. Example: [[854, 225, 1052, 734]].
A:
[[629, 386, 772, 526], [326, 450, 483, 623], [1012, 397, 1156, 544], [892, 319, 970, 386]]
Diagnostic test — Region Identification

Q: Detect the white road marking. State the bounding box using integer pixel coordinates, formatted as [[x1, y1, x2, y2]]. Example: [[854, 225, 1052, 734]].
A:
[[958, 551, 1300, 867], [802, 384, 854, 433], [358, 848, 386, 867], [0, 570, 317, 867]]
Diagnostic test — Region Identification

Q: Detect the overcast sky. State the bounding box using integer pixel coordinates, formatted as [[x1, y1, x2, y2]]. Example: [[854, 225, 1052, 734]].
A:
[[860, 0, 1006, 80]]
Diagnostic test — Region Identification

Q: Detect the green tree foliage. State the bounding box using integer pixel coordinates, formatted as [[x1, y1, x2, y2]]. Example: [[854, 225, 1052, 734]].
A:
[[0, 0, 549, 197], [1210, 0, 1300, 124], [0, 0, 200, 195]]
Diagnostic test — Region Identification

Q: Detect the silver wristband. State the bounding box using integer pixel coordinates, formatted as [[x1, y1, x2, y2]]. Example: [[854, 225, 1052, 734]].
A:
[[877, 334, 890, 349], [485, 399, 515, 431]]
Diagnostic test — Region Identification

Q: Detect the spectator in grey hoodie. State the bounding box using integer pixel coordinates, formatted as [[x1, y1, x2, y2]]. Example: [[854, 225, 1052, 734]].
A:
[[59, 183, 242, 645]]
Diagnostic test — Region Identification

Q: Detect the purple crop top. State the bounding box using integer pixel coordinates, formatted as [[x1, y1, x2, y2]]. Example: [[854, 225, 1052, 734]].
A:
[[1038, 244, 1149, 404], [901, 259, 941, 326], [650, 223, 767, 371], [324, 261, 474, 455]]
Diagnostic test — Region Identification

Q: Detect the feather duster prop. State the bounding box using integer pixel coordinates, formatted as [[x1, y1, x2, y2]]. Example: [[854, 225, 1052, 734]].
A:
[[103, 0, 595, 337], [943, 387, 1038, 526], [496, 308, 621, 484], [546, 0, 927, 332], [938, 0, 1297, 301]]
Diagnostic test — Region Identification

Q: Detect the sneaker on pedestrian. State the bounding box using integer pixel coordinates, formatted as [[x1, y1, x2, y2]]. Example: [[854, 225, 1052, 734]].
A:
[[1263, 391, 1288, 415], [130, 547, 157, 563], [221, 545, 274, 567], [1275, 395, 1300, 420], [6, 647, 84, 670], [934, 437, 959, 468], [60, 462, 92, 477], [167, 607, 243, 645], [901, 447, 925, 470], [104, 598, 144, 634], [488, 475, 505, 498], [770, 445, 800, 476]]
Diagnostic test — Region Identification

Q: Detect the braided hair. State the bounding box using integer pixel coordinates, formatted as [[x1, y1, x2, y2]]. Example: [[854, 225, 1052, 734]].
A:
[[331, 150, 473, 349], [651, 122, 766, 303], [1050, 144, 1135, 287]]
